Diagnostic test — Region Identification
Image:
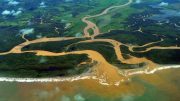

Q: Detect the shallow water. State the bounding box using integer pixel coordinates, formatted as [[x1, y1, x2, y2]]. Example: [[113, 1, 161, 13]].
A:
[[0, 68, 179, 101]]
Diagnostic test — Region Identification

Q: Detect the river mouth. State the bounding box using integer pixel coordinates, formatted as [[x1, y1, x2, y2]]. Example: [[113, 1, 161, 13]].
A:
[[0, 0, 179, 84], [0, 68, 180, 101], [0, 0, 180, 100]]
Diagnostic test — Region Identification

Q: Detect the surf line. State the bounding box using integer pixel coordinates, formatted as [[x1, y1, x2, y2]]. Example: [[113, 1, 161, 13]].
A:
[[0, 65, 180, 84]]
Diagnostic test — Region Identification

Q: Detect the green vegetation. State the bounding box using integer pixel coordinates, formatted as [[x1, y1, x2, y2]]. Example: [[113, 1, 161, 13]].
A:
[[22, 38, 87, 52], [133, 38, 180, 52], [67, 42, 119, 64], [0, 0, 180, 76], [0, 0, 130, 53], [0, 27, 24, 52], [96, 30, 160, 45], [0, 53, 93, 77], [90, 5, 144, 33], [120, 45, 180, 64]]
